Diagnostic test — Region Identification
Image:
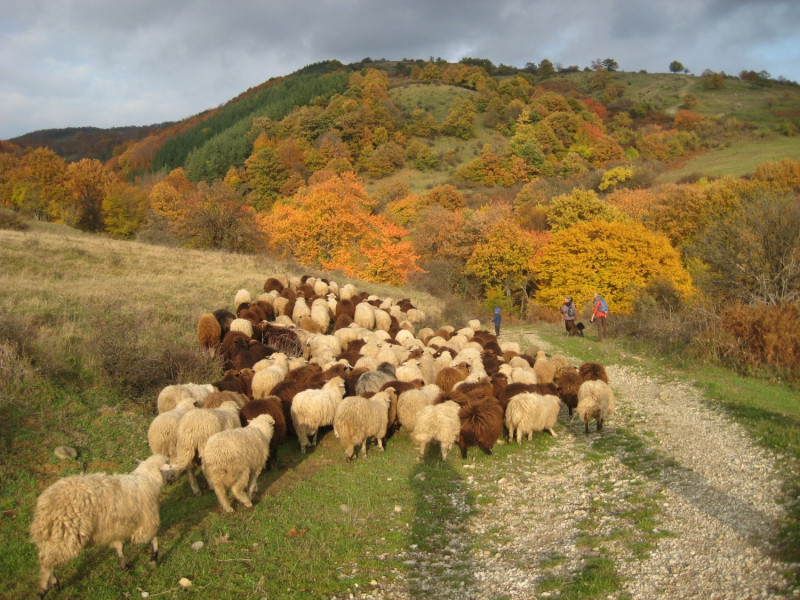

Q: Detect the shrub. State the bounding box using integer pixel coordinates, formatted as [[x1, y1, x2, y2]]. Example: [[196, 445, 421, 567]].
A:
[[0, 208, 30, 231]]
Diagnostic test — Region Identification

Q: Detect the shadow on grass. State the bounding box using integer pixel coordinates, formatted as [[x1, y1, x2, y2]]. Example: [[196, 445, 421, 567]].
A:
[[403, 445, 477, 599]]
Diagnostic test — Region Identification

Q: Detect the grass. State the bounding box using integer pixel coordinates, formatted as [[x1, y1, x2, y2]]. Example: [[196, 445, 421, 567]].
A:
[[657, 135, 800, 182]]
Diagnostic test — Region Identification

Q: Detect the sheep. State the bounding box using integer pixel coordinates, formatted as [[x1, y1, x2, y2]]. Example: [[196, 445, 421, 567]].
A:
[[397, 384, 441, 432], [173, 401, 241, 495], [251, 356, 290, 399], [290, 377, 346, 451], [197, 313, 222, 354], [263, 276, 285, 293], [457, 398, 505, 458], [147, 398, 198, 460], [411, 401, 461, 461], [213, 308, 236, 337], [355, 362, 396, 396], [201, 391, 249, 409], [30, 454, 174, 598], [224, 336, 275, 370], [533, 351, 556, 385], [554, 365, 582, 416], [239, 396, 287, 467], [579, 362, 609, 384], [333, 390, 393, 460], [339, 283, 358, 301], [254, 323, 303, 357], [234, 288, 252, 311], [505, 393, 561, 443], [468, 319, 481, 330], [229, 317, 254, 338], [373, 308, 392, 332], [576, 380, 615, 434], [212, 368, 255, 399], [201, 414, 275, 513], [435, 363, 470, 392], [354, 302, 376, 330], [156, 383, 216, 414], [292, 297, 312, 324], [395, 361, 424, 382], [310, 298, 332, 333]]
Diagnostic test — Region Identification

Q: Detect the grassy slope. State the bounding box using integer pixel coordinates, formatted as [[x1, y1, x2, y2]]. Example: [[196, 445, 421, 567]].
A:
[[1, 227, 798, 598]]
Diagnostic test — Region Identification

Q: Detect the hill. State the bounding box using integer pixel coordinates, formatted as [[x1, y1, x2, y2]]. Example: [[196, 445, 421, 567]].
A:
[[0, 225, 797, 598]]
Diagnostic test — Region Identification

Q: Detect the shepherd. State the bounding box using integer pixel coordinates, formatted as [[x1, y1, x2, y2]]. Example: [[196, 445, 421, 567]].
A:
[[492, 307, 501, 337], [591, 292, 608, 341]]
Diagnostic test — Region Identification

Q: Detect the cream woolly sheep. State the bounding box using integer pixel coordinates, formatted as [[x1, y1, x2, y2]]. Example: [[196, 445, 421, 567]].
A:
[[251, 359, 289, 400], [505, 392, 561, 442], [576, 380, 615, 434], [292, 297, 311, 324], [417, 327, 435, 344], [373, 308, 392, 332], [411, 401, 461, 461], [272, 296, 290, 317], [394, 328, 415, 347], [201, 414, 275, 513], [290, 377, 346, 451], [339, 283, 358, 300], [396, 361, 424, 382], [499, 341, 521, 354], [533, 352, 556, 385], [234, 288, 252, 311], [173, 401, 241, 495], [397, 384, 441, 432], [30, 454, 174, 597], [313, 279, 329, 297], [229, 317, 254, 338], [333, 390, 392, 460], [156, 383, 216, 414], [418, 353, 438, 385], [354, 302, 376, 330], [405, 308, 425, 324], [148, 398, 198, 460], [511, 366, 537, 384], [310, 298, 332, 333], [467, 319, 481, 331]]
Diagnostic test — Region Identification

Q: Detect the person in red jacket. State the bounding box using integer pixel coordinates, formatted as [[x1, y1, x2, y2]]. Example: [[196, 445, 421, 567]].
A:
[[590, 292, 608, 341]]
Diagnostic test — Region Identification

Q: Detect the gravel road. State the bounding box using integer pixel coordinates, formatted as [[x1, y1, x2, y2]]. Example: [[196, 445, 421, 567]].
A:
[[335, 332, 797, 600]]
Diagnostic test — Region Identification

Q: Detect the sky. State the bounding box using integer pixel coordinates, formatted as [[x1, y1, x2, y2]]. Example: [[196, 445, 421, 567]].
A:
[[2, 0, 799, 140]]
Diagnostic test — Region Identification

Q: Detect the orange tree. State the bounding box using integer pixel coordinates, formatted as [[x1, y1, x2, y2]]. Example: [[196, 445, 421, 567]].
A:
[[533, 219, 694, 314], [263, 171, 419, 286]]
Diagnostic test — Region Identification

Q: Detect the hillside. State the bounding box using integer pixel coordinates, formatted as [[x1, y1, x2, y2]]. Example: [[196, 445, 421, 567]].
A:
[[0, 225, 797, 598]]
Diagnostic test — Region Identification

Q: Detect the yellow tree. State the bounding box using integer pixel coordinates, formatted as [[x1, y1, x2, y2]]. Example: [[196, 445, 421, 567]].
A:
[[8, 147, 70, 220], [102, 181, 148, 238], [466, 219, 537, 306], [65, 159, 113, 231], [533, 220, 694, 314]]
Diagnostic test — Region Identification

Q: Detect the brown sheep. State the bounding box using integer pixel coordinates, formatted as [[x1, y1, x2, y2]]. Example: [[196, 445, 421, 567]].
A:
[[240, 395, 287, 468], [213, 368, 255, 399], [435, 363, 470, 393], [579, 362, 609, 383], [457, 398, 505, 458], [254, 323, 303, 357], [201, 390, 249, 409], [555, 365, 582, 416], [197, 313, 222, 354], [213, 309, 236, 337], [225, 337, 275, 371], [333, 313, 354, 331], [264, 277, 285, 293]]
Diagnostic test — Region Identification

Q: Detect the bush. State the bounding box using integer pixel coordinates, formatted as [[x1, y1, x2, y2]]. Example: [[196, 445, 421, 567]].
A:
[[0, 208, 30, 231]]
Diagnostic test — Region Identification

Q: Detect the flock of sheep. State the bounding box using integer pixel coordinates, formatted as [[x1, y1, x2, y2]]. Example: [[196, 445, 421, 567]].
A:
[[29, 273, 614, 597]]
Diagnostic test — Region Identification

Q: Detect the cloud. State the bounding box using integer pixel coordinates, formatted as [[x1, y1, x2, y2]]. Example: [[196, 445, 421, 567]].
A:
[[1, 0, 798, 139]]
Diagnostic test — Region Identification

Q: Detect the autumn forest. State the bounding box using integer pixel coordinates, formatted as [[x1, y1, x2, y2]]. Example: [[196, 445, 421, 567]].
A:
[[2, 57, 799, 379]]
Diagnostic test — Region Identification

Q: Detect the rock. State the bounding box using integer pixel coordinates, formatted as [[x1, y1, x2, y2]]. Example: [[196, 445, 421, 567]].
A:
[[53, 446, 77, 460], [191, 541, 204, 551]]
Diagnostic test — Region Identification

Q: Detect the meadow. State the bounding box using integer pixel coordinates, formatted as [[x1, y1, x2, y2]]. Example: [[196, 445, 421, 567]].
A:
[[1, 224, 798, 598]]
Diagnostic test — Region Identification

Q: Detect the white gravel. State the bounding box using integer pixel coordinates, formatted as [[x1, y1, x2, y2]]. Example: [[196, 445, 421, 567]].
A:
[[334, 333, 798, 600]]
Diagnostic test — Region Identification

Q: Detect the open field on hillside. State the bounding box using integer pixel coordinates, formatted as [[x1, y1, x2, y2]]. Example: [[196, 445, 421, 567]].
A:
[[1, 227, 798, 599], [658, 135, 800, 182]]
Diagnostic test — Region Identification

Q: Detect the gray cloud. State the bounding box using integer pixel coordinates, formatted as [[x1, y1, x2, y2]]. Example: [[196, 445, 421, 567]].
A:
[[1, 0, 798, 139]]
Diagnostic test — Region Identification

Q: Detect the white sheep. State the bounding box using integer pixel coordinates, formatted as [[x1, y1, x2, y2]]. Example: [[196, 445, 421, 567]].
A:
[[396, 361, 424, 382], [251, 355, 289, 400], [310, 298, 332, 333], [396, 384, 441, 432], [411, 401, 461, 461], [313, 279, 329, 297], [234, 288, 251, 310], [229, 317, 254, 338], [505, 392, 561, 442], [156, 383, 216, 414], [576, 380, 615, 434], [290, 377, 346, 451], [354, 302, 376, 330], [339, 283, 358, 301], [511, 366, 537, 384], [333, 390, 392, 460], [30, 454, 174, 597], [201, 414, 276, 513], [173, 401, 241, 495], [374, 308, 392, 332], [292, 297, 311, 323], [147, 397, 198, 460], [533, 351, 556, 385], [467, 318, 481, 330]]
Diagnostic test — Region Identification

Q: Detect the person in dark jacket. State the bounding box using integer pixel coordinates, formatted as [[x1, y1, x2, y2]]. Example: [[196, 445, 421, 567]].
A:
[[492, 307, 501, 337], [560, 296, 577, 333]]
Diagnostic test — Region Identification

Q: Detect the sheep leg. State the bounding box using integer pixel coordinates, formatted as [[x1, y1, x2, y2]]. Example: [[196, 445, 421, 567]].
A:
[[459, 444, 468, 459], [597, 418, 604, 432], [230, 472, 253, 509], [247, 470, 261, 498], [359, 441, 367, 459], [110, 540, 129, 570], [149, 537, 159, 568], [187, 467, 201, 496], [584, 418, 590, 434], [546, 428, 558, 438], [37, 565, 58, 598], [441, 441, 452, 460], [211, 484, 235, 513]]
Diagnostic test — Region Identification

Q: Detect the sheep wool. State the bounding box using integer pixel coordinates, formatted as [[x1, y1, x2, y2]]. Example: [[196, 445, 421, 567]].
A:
[[147, 397, 198, 460], [201, 414, 275, 513], [333, 391, 392, 460], [173, 401, 242, 495], [197, 313, 222, 354], [396, 384, 441, 432], [411, 401, 461, 461], [291, 377, 346, 451], [577, 380, 615, 434], [505, 393, 561, 443], [30, 454, 173, 597], [156, 383, 216, 414]]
